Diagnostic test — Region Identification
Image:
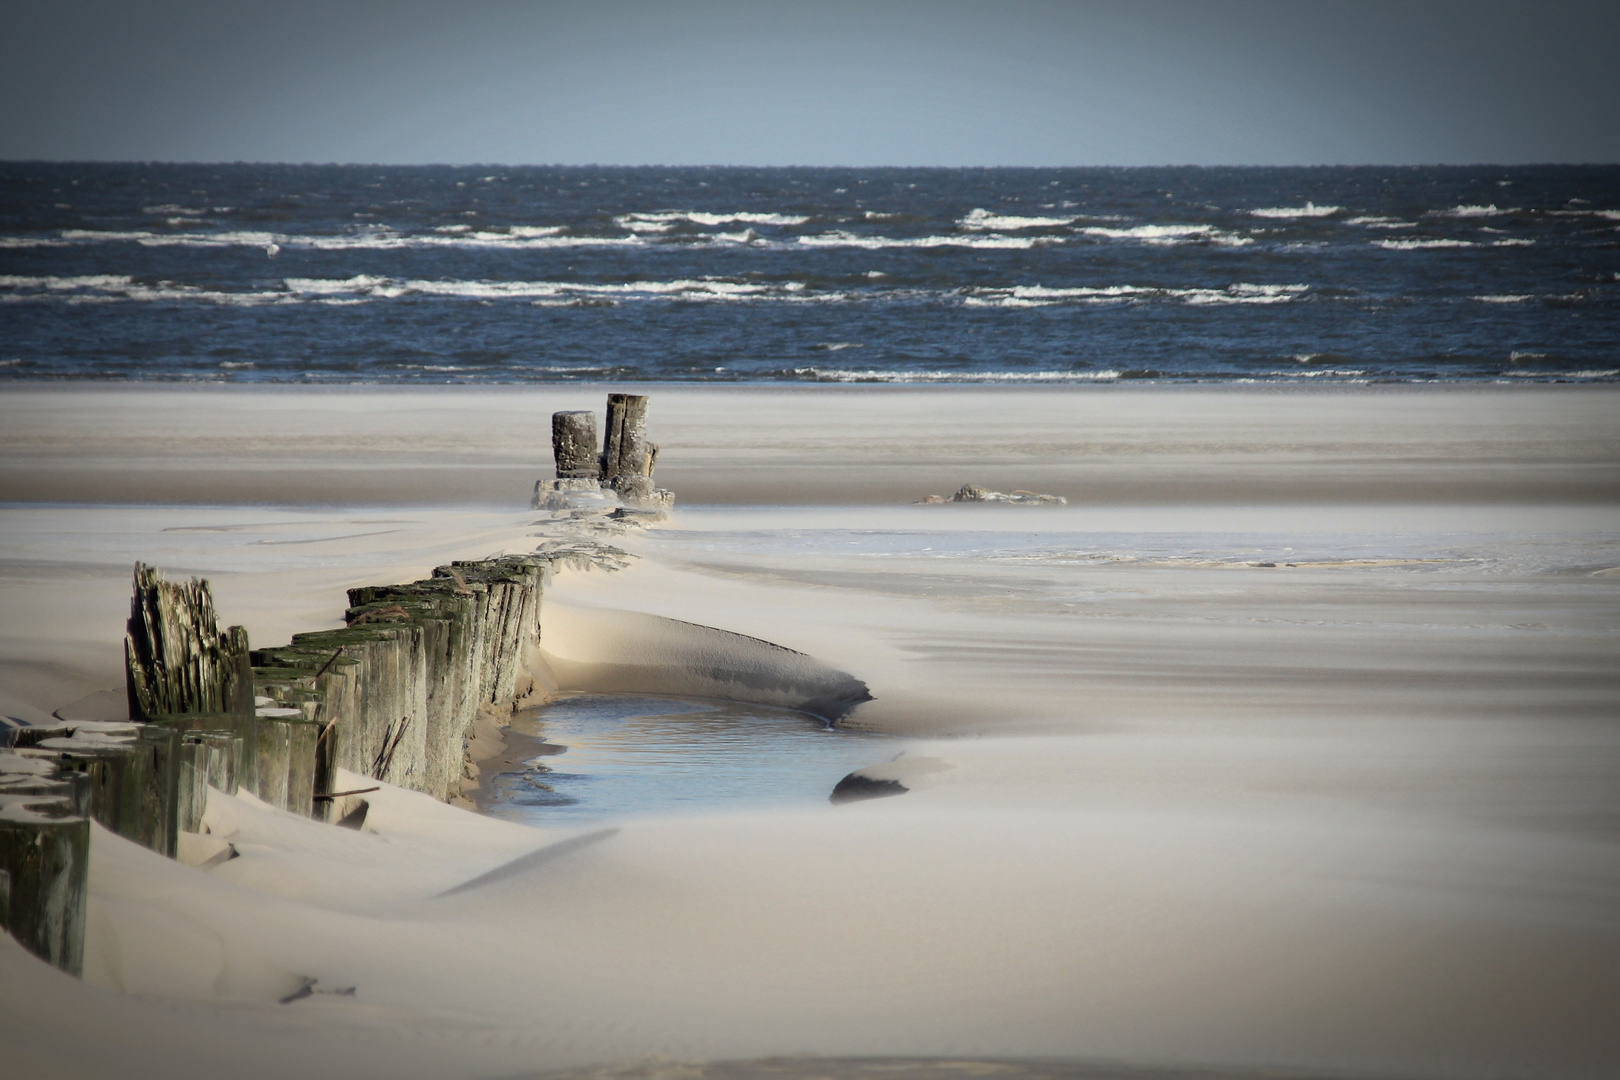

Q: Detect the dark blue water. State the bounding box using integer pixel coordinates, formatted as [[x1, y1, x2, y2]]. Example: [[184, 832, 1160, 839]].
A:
[[2, 163, 1616, 383]]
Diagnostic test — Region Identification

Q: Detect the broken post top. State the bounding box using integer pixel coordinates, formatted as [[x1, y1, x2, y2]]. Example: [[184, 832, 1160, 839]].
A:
[[552, 410, 599, 479], [552, 394, 658, 484]]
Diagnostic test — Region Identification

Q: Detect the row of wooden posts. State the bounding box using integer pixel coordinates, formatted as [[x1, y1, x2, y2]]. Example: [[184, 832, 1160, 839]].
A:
[[0, 392, 666, 975]]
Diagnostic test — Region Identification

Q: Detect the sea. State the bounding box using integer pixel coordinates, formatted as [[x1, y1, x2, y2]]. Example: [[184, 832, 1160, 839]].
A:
[[1, 163, 1616, 384]]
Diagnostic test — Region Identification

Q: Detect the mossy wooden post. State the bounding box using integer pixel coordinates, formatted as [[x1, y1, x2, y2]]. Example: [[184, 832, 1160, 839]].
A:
[[135, 725, 180, 858], [45, 739, 140, 841], [152, 714, 252, 799], [125, 563, 254, 722], [602, 393, 650, 484], [553, 410, 600, 479], [0, 790, 89, 976]]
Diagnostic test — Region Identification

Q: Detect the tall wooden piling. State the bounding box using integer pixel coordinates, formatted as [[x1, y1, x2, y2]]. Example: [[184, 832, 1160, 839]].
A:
[[552, 410, 601, 479], [602, 393, 650, 483]]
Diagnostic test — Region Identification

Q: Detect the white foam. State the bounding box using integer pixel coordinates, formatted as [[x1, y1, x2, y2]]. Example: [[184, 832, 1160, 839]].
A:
[[790, 368, 1126, 383], [1344, 216, 1415, 228], [1474, 295, 1534, 303], [958, 208, 1073, 230], [1436, 204, 1518, 218], [1508, 351, 1548, 361], [796, 231, 1044, 250], [1248, 202, 1341, 219], [0, 274, 135, 290], [0, 236, 69, 248], [1502, 369, 1617, 379], [964, 282, 1307, 308], [1492, 238, 1535, 247], [283, 275, 808, 303], [1375, 238, 1476, 250], [614, 211, 810, 229], [1077, 223, 1252, 246], [37, 227, 649, 252]]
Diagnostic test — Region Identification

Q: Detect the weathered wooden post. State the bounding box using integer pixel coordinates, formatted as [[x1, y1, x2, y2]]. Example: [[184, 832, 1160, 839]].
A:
[[552, 410, 600, 479], [0, 784, 90, 975], [125, 563, 254, 721], [602, 393, 650, 484]]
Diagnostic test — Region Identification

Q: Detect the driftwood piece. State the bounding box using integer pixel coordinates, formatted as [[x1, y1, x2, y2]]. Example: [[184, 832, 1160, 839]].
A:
[[552, 410, 600, 479], [125, 563, 253, 722]]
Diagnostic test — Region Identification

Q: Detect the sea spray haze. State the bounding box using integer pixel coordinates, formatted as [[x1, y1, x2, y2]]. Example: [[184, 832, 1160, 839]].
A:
[[1, 163, 1616, 383]]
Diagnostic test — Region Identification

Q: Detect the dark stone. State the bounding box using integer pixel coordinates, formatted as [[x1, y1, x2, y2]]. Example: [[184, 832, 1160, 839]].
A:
[[829, 773, 908, 804]]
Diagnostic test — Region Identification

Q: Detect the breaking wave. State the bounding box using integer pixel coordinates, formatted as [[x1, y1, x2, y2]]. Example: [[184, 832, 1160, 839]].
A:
[[1248, 202, 1341, 218], [958, 208, 1074, 230]]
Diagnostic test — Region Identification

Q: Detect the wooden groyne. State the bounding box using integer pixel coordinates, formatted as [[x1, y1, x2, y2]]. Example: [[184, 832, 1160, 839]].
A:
[[0, 391, 668, 974], [1, 392, 868, 978]]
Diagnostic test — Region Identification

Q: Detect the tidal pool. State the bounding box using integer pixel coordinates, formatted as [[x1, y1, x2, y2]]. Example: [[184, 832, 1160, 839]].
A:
[[477, 693, 890, 825]]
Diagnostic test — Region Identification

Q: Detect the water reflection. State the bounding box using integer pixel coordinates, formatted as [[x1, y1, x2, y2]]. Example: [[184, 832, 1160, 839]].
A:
[[478, 694, 888, 825]]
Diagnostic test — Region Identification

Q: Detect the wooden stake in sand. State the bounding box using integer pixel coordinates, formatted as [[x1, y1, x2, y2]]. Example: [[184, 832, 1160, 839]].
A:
[[602, 393, 650, 484], [551, 410, 600, 479]]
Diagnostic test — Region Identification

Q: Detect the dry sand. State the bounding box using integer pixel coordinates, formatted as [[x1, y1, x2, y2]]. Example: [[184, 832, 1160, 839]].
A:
[[1, 384, 1617, 1080]]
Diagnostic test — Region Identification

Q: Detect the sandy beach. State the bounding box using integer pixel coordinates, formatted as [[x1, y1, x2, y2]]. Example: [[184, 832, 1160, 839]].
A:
[[1, 383, 1618, 1080]]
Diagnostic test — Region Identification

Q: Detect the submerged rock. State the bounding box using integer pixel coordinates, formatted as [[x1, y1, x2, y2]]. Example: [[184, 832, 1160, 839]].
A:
[[829, 773, 907, 804]]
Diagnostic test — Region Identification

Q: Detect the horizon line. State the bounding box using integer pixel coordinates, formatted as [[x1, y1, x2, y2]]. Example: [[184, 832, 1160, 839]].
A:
[[4, 159, 1619, 170]]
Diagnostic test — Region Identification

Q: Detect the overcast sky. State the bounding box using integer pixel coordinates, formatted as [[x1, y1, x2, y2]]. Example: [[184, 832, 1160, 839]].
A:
[[2, 0, 1616, 166]]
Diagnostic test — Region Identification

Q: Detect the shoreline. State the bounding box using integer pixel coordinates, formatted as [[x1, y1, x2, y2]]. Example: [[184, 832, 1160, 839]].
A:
[[3, 382, 1615, 508]]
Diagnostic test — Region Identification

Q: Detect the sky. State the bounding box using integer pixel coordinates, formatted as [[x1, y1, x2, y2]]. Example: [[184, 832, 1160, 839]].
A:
[[2, 0, 1617, 166]]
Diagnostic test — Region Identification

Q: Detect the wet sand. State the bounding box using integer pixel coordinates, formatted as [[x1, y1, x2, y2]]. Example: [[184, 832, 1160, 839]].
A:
[[1, 383, 1617, 1080]]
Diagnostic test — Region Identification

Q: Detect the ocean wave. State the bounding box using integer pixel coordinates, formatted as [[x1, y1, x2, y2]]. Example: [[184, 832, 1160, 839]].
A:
[[1375, 238, 1476, 250], [1436, 204, 1519, 218], [1248, 202, 1341, 218], [25, 227, 652, 252], [284, 275, 807, 303], [788, 368, 1125, 383], [0, 236, 70, 248], [1492, 238, 1535, 247], [958, 208, 1074, 230], [0, 274, 136, 290], [963, 282, 1307, 308], [1343, 216, 1415, 228], [796, 231, 1044, 250], [1256, 368, 1369, 378], [1474, 294, 1534, 303], [614, 210, 810, 229], [1075, 223, 1252, 246], [1508, 351, 1548, 362], [1501, 369, 1618, 379]]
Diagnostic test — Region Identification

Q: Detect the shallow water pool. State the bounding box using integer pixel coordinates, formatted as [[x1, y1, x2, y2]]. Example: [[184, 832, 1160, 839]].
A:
[[476, 694, 890, 825]]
